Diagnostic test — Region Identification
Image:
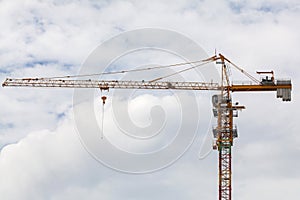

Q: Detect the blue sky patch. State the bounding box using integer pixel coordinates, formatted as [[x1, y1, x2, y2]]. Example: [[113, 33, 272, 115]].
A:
[[0, 122, 14, 129], [229, 1, 244, 14], [25, 60, 59, 68]]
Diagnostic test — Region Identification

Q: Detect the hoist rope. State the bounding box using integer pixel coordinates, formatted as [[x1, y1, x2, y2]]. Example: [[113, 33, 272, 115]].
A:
[[38, 59, 210, 80], [149, 60, 213, 82]]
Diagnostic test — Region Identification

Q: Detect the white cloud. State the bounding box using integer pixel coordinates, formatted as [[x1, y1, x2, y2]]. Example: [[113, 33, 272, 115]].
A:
[[0, 96, 214, 200], [0, 113, 88, 200]]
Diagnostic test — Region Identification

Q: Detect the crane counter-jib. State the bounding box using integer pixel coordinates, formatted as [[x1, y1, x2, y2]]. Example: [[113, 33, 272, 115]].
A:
[[230, 84, 292, 92], [230, 80, 292, 101]]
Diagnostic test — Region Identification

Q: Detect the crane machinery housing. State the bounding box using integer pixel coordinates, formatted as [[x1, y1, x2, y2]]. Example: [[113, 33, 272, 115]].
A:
[[2, 53, 292, 200]]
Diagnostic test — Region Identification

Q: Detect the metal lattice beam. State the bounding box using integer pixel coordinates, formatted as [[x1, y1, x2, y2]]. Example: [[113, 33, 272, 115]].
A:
[[2, 78, 221, 91]]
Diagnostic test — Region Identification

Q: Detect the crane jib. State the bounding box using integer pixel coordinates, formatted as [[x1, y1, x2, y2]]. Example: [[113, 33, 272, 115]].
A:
[[2, 78, 221, 90], [2, 78, 292, 91], [2, 78, 291, 101]]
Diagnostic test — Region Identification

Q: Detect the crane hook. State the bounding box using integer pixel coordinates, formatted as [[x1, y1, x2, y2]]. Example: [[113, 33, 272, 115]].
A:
[[100, 95, 107, 139], [101, 95, 107, 105]]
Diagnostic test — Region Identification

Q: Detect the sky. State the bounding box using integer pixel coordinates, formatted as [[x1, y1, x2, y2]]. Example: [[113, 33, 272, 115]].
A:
[[0, 0, 299, 200]]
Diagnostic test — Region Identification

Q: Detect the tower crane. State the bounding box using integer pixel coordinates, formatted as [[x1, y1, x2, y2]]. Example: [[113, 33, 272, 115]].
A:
[[2, 54, 292, 200]]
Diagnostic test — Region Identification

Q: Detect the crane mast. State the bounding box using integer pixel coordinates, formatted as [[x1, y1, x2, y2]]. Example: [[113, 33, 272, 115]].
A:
[[214, 55, 244, 200], [2, 54, 292, 200]]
